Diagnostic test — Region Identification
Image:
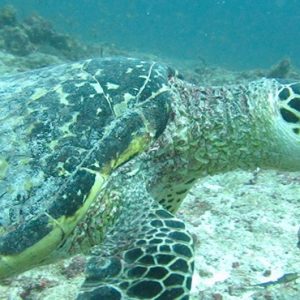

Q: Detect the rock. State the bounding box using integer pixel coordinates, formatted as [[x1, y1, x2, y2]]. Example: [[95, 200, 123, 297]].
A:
[[267, 58, 292, 79], [0, 5, 17, 27], [2, 27, 34, 56], [23, 14, 55, 44]]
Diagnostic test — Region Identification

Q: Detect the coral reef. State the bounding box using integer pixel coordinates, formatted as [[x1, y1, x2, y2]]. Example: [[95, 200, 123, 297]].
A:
[[267, 58, 292, 79], [2, 26, 34, 55], [0, 5, 128, 73], [0, 5, 16, 27], [0, 5, 87, 59]]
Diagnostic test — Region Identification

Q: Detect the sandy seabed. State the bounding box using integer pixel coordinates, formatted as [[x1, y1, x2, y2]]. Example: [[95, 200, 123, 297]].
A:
[[181, 169, 300, 300]]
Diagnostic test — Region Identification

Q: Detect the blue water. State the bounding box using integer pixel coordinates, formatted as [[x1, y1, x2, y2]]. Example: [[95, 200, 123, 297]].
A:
[[1, 0, 300, 69]]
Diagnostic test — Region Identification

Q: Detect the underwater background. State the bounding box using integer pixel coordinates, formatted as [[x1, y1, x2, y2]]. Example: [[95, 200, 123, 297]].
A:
[[0, 1, 299, 299], [0, 0, 300, 69]]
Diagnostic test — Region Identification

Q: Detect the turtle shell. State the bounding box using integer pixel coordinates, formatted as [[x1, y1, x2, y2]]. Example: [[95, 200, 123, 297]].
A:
[[0, 57, 172, 277]]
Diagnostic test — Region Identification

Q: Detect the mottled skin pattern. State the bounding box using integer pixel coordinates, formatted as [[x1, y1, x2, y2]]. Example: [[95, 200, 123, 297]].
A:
[[150, 78, 300, 212], [0, 57, 300, 299], [77, 161, 194, 299]]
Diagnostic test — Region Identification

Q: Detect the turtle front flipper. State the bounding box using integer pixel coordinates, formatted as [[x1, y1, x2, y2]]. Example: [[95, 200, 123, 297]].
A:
[[77, 173, 194, 300]]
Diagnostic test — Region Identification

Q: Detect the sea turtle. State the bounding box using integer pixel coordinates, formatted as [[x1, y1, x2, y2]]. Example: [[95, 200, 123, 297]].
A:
[[0, 57, 299, 299]]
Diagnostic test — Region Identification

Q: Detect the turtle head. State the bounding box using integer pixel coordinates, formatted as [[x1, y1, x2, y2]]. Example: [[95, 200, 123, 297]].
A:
[[271, 80, 300, 170]]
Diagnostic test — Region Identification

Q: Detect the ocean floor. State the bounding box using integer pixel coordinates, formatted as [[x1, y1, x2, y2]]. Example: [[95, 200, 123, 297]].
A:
[[180, 170, 300, 300], [0, 6, 299, 300]]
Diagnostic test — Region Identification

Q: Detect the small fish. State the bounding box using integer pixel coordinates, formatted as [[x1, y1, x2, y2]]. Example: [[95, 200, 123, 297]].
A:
[[253, 272, 299, 287]]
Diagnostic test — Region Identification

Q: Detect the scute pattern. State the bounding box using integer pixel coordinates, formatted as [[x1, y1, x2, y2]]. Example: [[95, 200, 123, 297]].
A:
[[79, 208, 194, 299], [0, 57, 171, 237], [77, 169, 194, 300], [0, 57, 174, 281]]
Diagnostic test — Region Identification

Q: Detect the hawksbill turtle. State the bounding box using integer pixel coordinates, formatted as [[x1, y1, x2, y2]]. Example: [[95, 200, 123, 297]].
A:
[[0, 57, 299, 299]]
